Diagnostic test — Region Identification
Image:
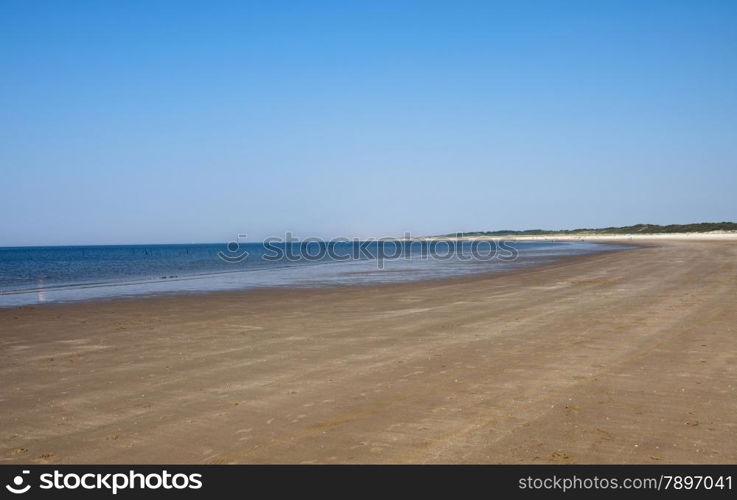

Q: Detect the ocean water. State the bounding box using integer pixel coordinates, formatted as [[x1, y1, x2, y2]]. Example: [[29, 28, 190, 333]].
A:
[[0, 241, 624, 307]]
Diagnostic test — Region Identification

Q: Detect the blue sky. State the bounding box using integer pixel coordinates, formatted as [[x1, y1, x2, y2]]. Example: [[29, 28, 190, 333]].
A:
[[1, 1, 736, 245]]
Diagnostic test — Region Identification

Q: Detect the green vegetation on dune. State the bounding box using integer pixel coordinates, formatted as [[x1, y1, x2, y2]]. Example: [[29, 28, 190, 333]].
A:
[[444, 222, 737, 237]]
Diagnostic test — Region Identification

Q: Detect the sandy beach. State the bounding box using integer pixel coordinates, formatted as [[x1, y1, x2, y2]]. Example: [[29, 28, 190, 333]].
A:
[[1, 238, 736, 464]]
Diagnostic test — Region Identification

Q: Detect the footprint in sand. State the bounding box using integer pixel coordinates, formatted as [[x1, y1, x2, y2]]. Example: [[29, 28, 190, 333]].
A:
[[551, 451, 572, 462]]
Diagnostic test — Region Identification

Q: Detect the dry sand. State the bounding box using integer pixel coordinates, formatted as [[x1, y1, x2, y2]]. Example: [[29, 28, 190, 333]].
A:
[[1, 238, 736, 464]]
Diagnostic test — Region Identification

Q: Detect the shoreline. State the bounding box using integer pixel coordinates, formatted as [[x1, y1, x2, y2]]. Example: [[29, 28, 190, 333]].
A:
[[2, 243, 627, 311], [0, 240, 631, 310], [4, 234, 731, 310], [2, 238, 736, 463]]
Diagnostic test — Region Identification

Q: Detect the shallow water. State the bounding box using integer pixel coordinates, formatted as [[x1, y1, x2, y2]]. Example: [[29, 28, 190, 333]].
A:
[[0, 241, 627, 307]]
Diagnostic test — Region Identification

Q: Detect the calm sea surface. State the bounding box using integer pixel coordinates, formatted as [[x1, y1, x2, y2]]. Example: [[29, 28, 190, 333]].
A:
[[0, 241, 626, 307]]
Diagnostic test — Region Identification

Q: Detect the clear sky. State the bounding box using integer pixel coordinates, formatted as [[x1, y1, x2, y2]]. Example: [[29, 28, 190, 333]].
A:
[[1, 1, 736, 245]]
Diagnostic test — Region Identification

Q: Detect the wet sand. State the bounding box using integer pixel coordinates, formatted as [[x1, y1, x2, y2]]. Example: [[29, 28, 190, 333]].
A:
[[1, 239, 736, 463]]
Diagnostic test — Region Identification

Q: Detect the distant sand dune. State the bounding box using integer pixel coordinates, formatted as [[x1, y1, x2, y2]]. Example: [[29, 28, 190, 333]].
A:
[[431, 232, 737, 242]]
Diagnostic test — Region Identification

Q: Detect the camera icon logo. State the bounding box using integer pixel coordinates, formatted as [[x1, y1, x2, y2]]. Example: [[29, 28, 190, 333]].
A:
[[5, 470, 31, 494]]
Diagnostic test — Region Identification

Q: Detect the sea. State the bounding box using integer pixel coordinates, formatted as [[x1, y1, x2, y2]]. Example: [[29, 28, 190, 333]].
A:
[[0, 240, 625, 307]]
